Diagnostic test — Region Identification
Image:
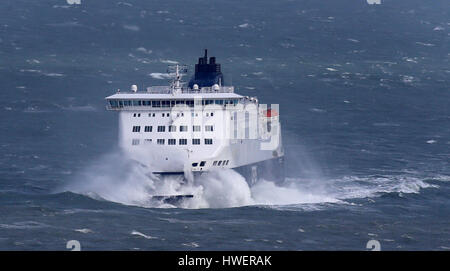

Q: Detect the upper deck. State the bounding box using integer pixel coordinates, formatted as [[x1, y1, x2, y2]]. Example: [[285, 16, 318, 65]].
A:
[[105, 85, 256, 111]]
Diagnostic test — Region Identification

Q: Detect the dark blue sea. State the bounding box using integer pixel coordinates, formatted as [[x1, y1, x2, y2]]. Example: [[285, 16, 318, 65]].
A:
[[0, 0, 449, 250]]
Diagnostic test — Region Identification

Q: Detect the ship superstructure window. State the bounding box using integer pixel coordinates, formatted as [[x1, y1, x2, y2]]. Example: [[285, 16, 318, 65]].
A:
[[213, 161, 217, 166], [149, 113, 155, 117], [200, 161, 206, 167], [108, 99, 200, 109], [179, 139, 187, 145], [162, 101, 170, 108], [157, 139, 165, 145], [179, 126, 188, 132], [192, 125, 201, 132], [218, 161, 222, 166], [157, 126, 165, 132], [144, 139, 152, 144], [132, 126, 141, 132], [132, 139, 140, 145], [205, 125, 214, 132], [192, 138, 200, 145], [144, 126, 152, 132], [205, 138, 213, 145], [168, 139, 176, 145], [169, 125, 176, 132]]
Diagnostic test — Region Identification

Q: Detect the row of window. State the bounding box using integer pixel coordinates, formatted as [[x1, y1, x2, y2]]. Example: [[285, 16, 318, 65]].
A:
[[133, 112, 214, 118], [191, 160, 230, 168], [109, 99, 240, 108], [132, 138, 213, 146], [132, 125, 214, 133], [213, 160, 230, 166]]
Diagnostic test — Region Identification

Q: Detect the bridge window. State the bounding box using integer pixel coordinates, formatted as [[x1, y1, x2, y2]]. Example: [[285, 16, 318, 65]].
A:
[[186, 100, 194, 107], [200, 161, 206, 167], [213, 161, 217, 166], [132, 126, 141, 132], [109, 100, 118, 107], [218, 161, 222, 166]]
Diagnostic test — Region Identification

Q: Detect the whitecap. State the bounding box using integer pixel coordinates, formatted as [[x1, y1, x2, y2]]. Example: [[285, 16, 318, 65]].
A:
[[63, 105, 96, 112], [136, 47, 152, 54], [44, 73, 65, 77], [123, 25, 140, 32], [0, 221, 49, 230], [415, 42, 435, 47], [309, 108, 326, 113], [131, 230, 158, 239], [182, 242, 200, 248], [75, 228, 93, 234]]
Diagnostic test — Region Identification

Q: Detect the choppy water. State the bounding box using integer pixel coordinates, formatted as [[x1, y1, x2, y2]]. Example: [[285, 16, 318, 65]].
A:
[[0, 0, 449, 250]]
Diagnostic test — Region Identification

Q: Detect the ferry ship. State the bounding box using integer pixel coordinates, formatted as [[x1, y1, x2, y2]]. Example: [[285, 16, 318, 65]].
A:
[[105, 50, 284, 199]]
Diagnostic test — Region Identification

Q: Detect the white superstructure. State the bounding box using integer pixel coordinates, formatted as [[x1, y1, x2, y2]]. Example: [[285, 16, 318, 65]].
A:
[[105, 51, 284, 183]]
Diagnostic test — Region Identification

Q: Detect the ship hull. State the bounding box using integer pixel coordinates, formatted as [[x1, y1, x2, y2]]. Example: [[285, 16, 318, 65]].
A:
[[234, 156, 285, 185], [153, 156, 285, 186]]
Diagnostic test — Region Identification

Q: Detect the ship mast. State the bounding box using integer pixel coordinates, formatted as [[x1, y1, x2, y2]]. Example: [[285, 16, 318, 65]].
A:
[[169, 64, 187, 94]]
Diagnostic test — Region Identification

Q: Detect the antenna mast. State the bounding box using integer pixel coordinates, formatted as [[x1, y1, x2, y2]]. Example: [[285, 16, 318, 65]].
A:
[[168, 64, 187, 94]]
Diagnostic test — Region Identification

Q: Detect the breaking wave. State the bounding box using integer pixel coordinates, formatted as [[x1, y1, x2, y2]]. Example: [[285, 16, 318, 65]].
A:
[[62, 150, 440, 209]]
